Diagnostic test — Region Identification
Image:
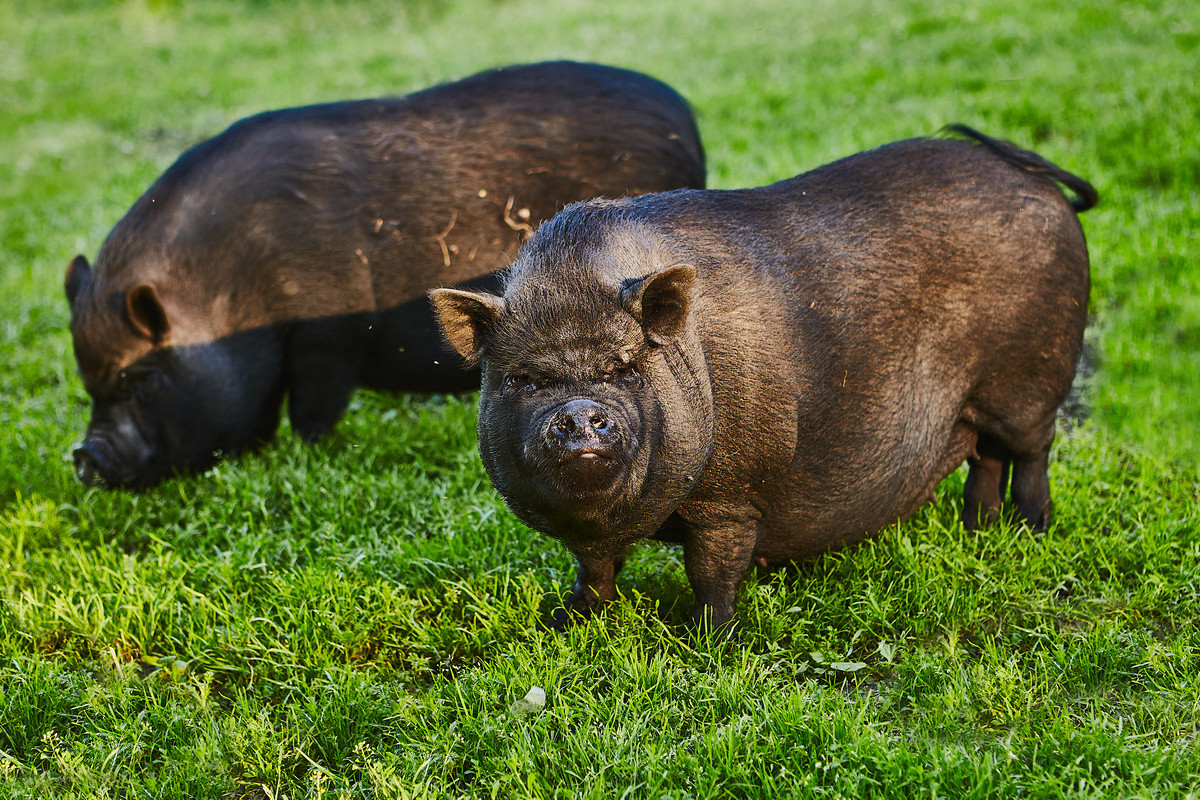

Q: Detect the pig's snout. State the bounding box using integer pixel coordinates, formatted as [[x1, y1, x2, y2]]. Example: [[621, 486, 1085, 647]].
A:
[[72, 436, 148, 488], [542, 399, 619, 460], [73, 441, 111, 487]]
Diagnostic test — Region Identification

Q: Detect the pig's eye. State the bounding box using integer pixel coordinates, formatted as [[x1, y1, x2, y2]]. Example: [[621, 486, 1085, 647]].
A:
[[605, 364, 642, 389], [115, 368, 152, 398], [115, 369, 132, 396], [502, 374, 542, 396]]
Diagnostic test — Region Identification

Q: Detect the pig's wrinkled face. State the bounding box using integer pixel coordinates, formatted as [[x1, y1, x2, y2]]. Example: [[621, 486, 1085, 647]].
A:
[[482, 308, 654, 508], [431, 237, 704, 539], [71, 337, 283, 489], [66, 256, 283, 489]]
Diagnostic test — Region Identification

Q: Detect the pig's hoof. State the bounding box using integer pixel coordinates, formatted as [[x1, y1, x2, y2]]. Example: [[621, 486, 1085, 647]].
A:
[[689, 619, 738, 643], [549, 606, 574, 631], [961, 502, 1002, 531], [1016, 504, 1052, 532], [690, 606, 738, 641], [549, 602, 596, 631], [292, 420, 336, 442]]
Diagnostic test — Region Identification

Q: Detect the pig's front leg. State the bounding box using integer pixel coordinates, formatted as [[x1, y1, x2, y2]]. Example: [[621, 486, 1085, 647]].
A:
[[551, 551, 624, 629], [683, 514, 758, 635], [285, 318, 367, 440]]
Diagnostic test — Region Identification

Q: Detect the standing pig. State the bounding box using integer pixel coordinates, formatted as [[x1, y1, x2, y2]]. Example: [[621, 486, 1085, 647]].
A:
[[431, 125, 1096, 631], [65, 61, 706, 489]]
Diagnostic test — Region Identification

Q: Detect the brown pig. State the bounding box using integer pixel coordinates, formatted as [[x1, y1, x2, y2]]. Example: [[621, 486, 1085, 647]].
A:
[[431, 125, 1096, 632], [65, 61, 705, 489]]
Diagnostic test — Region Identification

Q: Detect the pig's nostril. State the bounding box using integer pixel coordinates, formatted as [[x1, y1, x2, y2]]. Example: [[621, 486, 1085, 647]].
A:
[[73, 447, 105, 487], [590, 413, 609, 432], [551, 416, 575, 437]]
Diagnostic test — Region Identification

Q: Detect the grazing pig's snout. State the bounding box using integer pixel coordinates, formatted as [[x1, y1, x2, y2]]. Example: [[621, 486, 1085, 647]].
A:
[[73, 441, 109, 487], [542, 399, 618, 459]]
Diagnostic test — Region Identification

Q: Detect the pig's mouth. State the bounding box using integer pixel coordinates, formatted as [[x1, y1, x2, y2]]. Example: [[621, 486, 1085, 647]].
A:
[[556, 445, 617, 470], [74, 437, 138, 488], [72, 429, 173, 490], [524, 398, 635, 500], [538, 433, 639, 501], [553, 444, 613, 465], [550, 455, 626, 500]]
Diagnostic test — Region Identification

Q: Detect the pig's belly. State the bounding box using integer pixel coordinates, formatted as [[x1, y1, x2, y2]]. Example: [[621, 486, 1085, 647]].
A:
[[751, 416, 977, 562]]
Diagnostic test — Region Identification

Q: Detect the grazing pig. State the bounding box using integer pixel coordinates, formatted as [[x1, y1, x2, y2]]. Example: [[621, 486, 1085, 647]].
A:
[[431, 125, 1096, 632], [65, 61, 705, 489]]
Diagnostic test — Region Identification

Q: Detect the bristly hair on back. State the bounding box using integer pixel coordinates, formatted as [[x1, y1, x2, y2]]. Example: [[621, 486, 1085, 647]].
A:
[[942, 124, 1098, 212]]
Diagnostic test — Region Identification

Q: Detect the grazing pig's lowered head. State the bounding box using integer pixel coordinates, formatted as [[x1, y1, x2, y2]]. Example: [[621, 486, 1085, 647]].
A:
[[65, 253, 284, 489], [435, 126, 1096, 633]]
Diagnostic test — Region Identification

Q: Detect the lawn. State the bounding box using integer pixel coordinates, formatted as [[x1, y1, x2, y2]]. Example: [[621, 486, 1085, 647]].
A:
[[1, 0, 1198, 797]]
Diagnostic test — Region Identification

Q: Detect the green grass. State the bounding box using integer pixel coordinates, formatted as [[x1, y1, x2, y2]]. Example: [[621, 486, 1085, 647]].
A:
[[2, 0, 1198, 797]]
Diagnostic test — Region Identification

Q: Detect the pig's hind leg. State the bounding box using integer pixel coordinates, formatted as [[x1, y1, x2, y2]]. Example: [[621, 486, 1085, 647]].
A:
[[1006, 426, 1055, 531], [962, 410, 1056, 532], [962, 434, 1010, 530]]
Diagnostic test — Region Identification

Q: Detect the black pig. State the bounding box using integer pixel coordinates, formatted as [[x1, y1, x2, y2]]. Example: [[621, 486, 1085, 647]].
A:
[[65, 61, 705, 488], [431, 126, 1096, 631]]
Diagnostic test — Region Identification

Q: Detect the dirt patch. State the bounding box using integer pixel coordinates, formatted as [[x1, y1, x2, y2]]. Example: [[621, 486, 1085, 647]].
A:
[[1057, 333, 1096, 430]]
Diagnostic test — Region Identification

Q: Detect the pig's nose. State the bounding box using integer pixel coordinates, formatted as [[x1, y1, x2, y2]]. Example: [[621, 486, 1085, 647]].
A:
[[543, 400, 621, 461], [72, 444, 107, 487], [548, 399, 611, 442], [550, 401, 610, 439]]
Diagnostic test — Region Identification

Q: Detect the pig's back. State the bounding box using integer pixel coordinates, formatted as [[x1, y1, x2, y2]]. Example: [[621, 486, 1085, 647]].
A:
[[93, 61, 707, 335], [648, 137, 1089, 554]]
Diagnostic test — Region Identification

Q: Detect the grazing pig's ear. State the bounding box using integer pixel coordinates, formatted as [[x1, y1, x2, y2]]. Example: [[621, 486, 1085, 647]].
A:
[[125, 284, 171, 344], [429, 288, 506, 365], [65, 255, 93, 307], [621, 263, 695, 346]]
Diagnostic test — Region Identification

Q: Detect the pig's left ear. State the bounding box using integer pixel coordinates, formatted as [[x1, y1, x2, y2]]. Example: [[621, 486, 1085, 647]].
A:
[[124, 284, 171, 344], [65, 255, 93, 307], [621, 263, 695, 346], [429, 288, 506, 365]]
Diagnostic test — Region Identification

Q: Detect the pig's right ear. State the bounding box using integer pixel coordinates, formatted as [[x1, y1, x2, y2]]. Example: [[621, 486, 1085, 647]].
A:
[[124, 284, 171, 344], [621, 263, 696, 346], [429, 288, 506, 365], [65, 255, 93, 307]]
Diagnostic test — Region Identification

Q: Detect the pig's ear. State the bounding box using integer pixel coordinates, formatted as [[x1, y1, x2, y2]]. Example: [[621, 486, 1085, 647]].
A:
[[65, 255, 93, 307], [621, 263, 695, 345], [124, 284, 171, 343], [429, 288, 506, 365]]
